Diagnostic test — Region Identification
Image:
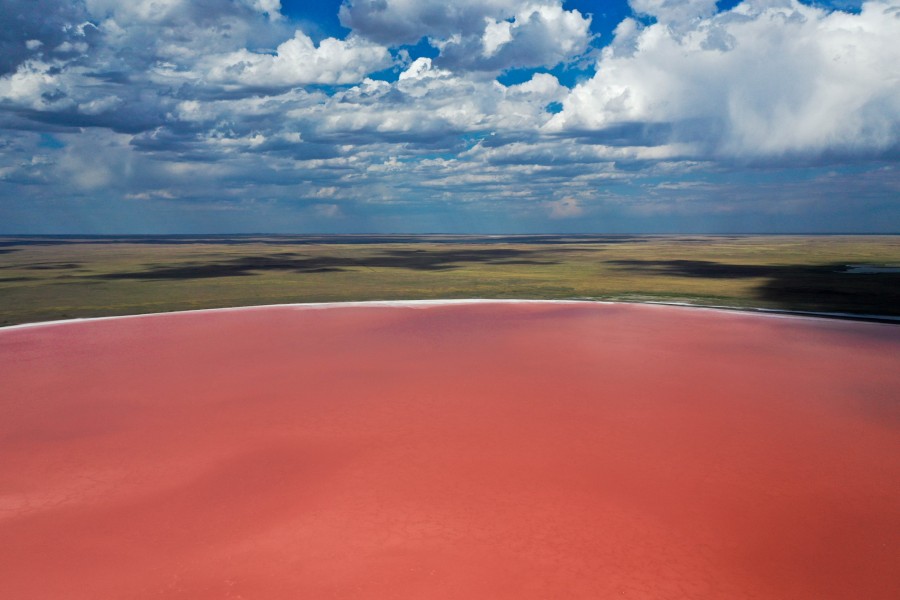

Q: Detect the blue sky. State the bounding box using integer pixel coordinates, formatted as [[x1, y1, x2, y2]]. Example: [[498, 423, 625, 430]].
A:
[[0, 0, 897, 233]]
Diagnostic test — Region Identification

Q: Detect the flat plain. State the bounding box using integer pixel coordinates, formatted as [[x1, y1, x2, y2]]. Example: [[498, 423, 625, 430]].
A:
[[1, 234, 899, 326]]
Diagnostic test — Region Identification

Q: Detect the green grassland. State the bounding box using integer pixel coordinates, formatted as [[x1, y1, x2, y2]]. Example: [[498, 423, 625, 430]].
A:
[[1, 235, 899, 327]]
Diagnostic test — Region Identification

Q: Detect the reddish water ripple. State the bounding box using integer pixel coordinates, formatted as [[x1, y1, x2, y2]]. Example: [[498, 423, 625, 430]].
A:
[[1, 302, 898, 599]]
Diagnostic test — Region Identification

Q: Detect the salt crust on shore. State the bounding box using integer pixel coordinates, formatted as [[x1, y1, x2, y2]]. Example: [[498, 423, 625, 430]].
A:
[[4, 298, 897, 333]]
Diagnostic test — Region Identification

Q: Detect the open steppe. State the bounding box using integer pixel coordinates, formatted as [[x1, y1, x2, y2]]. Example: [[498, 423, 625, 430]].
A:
[[1, 234, 899, 326]]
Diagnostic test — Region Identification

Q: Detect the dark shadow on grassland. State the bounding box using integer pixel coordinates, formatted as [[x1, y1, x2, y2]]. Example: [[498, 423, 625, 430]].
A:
[[0, 262, 84, 270], [608, 260, 900, 316], [608, 260, 775, 278], [0, 235, 651, 247], [98, 249, 558, 280]]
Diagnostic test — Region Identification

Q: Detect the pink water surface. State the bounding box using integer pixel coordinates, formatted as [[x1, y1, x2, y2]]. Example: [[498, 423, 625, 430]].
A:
[[1, 302, 898, 599]]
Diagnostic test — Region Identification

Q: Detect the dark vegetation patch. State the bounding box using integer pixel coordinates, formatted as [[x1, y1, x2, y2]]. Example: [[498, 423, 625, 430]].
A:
[[98, 249, 556, 280], [26, 263, 83, 270], [607, 259, 777, 278], [756, 270, 900, 316], [608, 259, 900, 315]]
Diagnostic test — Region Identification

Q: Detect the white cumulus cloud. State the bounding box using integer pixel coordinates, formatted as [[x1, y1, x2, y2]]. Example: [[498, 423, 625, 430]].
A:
[[549, 0, 900, 159], [203, 31, 392, 87], [441, 3, 593, 71], [340, 0, 592, 72], [241, 0, 282, 19]]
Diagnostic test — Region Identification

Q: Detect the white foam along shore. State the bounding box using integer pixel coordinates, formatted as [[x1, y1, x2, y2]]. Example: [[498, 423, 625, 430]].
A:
[[2, 298, 899, 333]]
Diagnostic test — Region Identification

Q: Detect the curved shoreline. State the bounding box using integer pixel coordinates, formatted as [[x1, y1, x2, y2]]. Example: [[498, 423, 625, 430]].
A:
[[2, 298, 898, 332]]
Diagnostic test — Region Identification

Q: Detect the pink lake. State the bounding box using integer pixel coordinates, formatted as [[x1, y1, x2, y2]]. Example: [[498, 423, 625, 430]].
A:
[[1, 302, 898, 599]]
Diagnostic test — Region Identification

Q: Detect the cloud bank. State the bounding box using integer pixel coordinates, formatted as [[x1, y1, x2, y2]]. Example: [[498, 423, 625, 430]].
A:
[[0, 0, 898, 233], [550, 0, 900, 159]]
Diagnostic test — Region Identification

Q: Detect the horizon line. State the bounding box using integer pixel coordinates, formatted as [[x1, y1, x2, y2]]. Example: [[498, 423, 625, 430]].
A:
[[2, 232, 899, 237]]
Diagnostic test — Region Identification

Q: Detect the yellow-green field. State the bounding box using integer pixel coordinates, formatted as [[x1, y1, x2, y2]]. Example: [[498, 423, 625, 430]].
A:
[[1, 235, 899, 326]]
